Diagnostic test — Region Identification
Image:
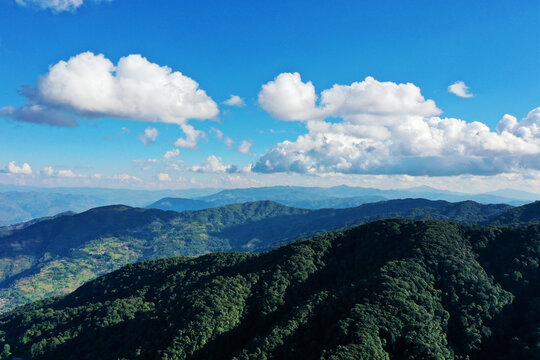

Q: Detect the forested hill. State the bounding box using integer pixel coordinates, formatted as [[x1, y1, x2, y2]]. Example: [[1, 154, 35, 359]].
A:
[[489, 200, 540, 226], [0, 199, 515, 312], [0, 198, 513, 312], [0, 219, 538, 359]]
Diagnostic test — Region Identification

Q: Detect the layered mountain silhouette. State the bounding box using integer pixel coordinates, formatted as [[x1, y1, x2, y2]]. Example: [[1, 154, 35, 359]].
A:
[[0, 198, 515, 311]]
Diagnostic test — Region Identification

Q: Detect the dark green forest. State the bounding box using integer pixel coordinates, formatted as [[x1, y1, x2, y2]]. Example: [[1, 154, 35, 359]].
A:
[[0, 199, 512, 311], [0, 218, 538, 359]]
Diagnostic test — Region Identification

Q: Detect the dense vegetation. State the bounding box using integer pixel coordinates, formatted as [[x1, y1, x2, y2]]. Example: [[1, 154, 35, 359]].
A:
[[489, 201, 540, 225], [0, 219, 538, 359], [0, 199, 512, 311]]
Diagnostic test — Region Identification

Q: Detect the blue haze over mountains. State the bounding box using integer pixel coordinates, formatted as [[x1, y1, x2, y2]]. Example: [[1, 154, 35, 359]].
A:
[[1, 184, 539, 226]]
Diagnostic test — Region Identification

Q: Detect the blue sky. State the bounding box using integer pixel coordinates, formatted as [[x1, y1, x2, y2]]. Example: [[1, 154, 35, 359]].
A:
[[0, 0, 539, 191]]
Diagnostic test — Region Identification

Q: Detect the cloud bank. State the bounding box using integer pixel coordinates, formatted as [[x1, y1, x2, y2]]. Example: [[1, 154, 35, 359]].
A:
[[254, 73, 540, 176]]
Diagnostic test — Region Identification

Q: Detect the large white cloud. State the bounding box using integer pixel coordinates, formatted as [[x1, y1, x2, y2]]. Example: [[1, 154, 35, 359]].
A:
[[258, 72, 440, 122], [35, 52, 218, 123], [1, 52, 219, 148], [254, 73, 540, 176]]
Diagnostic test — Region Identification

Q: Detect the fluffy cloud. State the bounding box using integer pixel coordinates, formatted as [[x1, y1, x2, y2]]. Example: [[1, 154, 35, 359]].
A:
[[43, 166, 55, 176], [110, 173, 142, 182], [258, 73, 440, 122], [157, 172, 172, 182], [174, 124, 205, 148], [6, 161, 32, 174], [1, 52, 218, 148], [223, 94, 245, 107], [448, 81, 474, 98], [139, 127, 159, 145], [191, 155, 239, 173], [254, 73, 540, 176], [163, 149, 180, 159], [40, 166, 87, 178], [238, 140, 253, 155]]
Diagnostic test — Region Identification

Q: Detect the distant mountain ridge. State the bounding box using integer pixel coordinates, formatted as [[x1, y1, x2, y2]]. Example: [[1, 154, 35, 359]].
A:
[[0, 198, 517, 311], [147, 197, 214, 212], [195, 185, 533, 208], [2, 184, 539, 226]]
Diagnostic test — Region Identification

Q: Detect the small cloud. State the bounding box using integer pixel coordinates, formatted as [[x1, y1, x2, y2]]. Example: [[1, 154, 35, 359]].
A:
[[43, 166, 55, 176], [104, 126, 131, 139], [448, 81, 474, 98], [139, 126, 159, 145], [57, 169, 77, 178], [157, 172, 172, 182], [174, 124, 205, 149], [133, 158, 160, 164], [15, 0, 111, 12], [238, 140, 254, 155], [7, 161, 32, 175], [211, 127, 234, 148], [223, 94, 245, 107], [191, 155, 239, 173], [163, 149, 180, 160], [110, 173, 142, 182]]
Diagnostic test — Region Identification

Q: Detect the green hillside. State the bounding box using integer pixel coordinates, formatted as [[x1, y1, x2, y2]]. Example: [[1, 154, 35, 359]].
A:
[[0, 219, 538, 359], [489, 201, 540, 226], [0, 199, 511, 312]]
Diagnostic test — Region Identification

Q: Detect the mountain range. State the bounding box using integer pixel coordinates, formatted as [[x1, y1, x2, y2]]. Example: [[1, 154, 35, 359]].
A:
[[0, 198, 521, 312], [2, 185, 539, 226], [1, 218, 538, 359]]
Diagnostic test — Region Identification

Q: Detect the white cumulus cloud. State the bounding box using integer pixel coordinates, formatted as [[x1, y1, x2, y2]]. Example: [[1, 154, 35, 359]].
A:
[[448, 81, 474, 98], [157, 172, 172, 182], [1, 52, 218, 148], [238, 140, 253, 155], [163, 149, 180, 159], [258, 72, 440, 122], [110, 173, 142, 183], [6, 161, 33, 174], [139, 127, 159, 145], [223, 94, 245, 107], [191, 155, 239, 173], [254, 73, 540, 176], [174, 124, 205, 149]]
